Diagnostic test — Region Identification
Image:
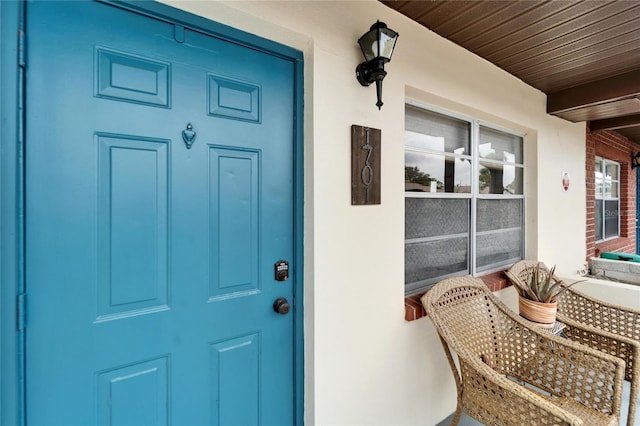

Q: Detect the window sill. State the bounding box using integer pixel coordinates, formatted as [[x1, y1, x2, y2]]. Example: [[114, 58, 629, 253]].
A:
[[404, 270, 511, 321]]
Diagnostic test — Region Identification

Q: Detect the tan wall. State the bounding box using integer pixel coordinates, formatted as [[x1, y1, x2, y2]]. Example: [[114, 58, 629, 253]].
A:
[[159, 1, 603, 424]]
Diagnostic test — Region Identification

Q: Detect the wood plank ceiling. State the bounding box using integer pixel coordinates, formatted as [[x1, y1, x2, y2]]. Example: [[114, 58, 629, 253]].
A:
[[381, 0, 640, 146]]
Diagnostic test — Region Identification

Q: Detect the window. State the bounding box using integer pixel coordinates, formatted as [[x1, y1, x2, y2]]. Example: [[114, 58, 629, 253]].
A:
[[595, 158, 620, 241], [404, 103, 525, 295]]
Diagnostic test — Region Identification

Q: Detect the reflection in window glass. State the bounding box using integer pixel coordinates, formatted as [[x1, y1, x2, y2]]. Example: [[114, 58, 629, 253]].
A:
[[405, 131, 445, 152], [604, 200, 619, 239], [603, 177, 611, 197], [405, 105, 470, 154], [595, 200, 603, 241], [595, 179, 603, 196], [605, 163, 618, 179], [479, 126, 523, 163], [405, 151, 471, 193], [477, 127, 523, 195], [478, 162, 523, 194]]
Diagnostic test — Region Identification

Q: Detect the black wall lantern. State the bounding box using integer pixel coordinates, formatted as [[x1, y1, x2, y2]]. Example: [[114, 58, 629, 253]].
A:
[[632, 151, 640, 169], [356, 21, 399, 110]]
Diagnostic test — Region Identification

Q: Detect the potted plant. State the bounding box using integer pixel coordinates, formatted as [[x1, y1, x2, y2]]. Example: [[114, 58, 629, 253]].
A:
[[506, 263, 582, 327]]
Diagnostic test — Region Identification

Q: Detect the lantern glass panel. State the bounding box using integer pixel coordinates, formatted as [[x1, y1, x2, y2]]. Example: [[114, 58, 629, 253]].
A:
[[358, 29, 379, 62], [378, 28, 398, 59]]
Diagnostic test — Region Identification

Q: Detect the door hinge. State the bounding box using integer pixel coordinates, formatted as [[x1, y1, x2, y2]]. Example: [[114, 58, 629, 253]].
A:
[[17, 293, 26, 331]]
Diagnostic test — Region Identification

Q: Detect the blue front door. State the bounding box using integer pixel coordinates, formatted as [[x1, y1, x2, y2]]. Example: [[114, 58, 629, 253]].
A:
[[25, 2, 298, 424]]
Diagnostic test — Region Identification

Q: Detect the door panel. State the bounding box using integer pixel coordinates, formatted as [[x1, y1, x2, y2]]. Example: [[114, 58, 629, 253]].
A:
[[97, 134, 170, 319], [25, 2, 296, 425], [97, 356, 170, 425]]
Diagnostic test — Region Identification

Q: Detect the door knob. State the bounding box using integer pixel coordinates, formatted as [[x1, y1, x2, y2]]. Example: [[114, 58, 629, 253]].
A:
[[273, 297, 290, 315]]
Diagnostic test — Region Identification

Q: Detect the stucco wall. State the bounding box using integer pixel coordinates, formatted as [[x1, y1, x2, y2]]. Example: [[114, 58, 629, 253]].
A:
[[159, 1, 594, 424]]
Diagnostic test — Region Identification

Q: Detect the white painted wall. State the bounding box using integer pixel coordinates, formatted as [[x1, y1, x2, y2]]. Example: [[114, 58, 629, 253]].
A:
[[158, 1, 607, 424], [496, 278, 640, 312], [563, 276, 640, 310]]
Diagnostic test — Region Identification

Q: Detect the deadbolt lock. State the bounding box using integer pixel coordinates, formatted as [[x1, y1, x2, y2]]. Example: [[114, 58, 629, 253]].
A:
[[274, 260, 289, 281]]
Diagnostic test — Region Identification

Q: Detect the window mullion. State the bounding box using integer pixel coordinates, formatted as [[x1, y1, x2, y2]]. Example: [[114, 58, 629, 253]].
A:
[[404, 101, 525, 294], [470, 120, 479, 276]]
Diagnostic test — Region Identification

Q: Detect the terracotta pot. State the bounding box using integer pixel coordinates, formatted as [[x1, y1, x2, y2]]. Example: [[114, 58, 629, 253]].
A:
[[518, 296, 557, 328]]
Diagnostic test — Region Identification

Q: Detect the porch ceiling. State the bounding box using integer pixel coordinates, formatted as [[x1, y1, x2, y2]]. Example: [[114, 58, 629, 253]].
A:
[[381, 0, 640, 146]]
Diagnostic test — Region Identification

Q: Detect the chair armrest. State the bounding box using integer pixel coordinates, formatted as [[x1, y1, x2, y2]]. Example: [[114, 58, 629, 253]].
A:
[[498, 317, 625, 417], [558, 314, 639, 382], [459, 355, 585, 425]]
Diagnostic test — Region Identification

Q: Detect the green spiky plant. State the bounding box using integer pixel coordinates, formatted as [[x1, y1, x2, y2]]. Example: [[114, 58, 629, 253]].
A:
[[506, 263, 584, 303]]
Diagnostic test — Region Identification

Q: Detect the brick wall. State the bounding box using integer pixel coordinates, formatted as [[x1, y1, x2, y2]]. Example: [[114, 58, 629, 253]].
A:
[[586, 126, 638, 259], [404, 270, 509, 321]]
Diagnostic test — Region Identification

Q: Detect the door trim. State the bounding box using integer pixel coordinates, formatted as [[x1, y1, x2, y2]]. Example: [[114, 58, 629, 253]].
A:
[[1, 1, 26, 424], [0, 1, 304, 424]]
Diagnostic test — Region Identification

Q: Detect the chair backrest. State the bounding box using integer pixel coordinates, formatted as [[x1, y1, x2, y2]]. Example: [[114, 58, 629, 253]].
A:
[[505, 260, 549, 288], [422, 276, 512, 363], [558, 286, 640, 341]]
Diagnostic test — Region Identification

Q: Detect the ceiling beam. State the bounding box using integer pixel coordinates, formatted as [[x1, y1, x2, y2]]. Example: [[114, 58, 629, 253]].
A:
[[547, 70, 640, 114], [590, 114, 640, 131]]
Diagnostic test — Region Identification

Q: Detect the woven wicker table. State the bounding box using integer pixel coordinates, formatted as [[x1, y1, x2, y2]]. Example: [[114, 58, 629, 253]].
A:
[[518, 317, 566, 336]]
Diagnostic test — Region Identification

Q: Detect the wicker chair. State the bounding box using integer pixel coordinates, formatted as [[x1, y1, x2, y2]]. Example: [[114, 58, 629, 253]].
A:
[[507, 260, 640, 426], [422, 276, 624, 426]]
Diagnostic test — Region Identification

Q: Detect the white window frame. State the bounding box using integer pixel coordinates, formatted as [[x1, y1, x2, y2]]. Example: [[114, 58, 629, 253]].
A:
[[404, 99, 526, 294], [595, 157, 620, 242]]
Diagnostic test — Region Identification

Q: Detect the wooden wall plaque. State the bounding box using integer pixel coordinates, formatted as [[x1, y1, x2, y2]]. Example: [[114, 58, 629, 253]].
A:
[[351, 125, 381, 205]]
